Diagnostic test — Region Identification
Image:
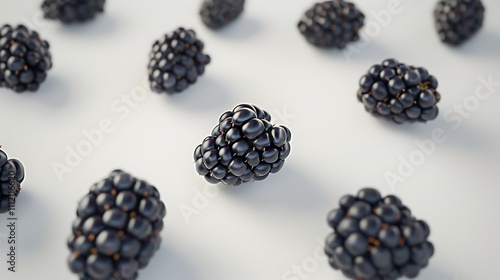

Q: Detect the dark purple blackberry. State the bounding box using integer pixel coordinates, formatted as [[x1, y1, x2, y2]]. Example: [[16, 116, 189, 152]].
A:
[[148, 27, 211, 94], [0, 148, 25, 214], [326, 188, 434, 279], [0, 24, 52, 93], [200, 0, 245, 29], [67, 170, 167, 280], [434, 0, 485, 45], [357, 58, 441, 124], [42, 0, 106, 23], [298, 0, 365, 48], [194, 104, 292, 186]]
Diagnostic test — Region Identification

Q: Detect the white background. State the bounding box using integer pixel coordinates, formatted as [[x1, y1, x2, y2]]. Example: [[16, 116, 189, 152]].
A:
[[1, 0, 500, 279]]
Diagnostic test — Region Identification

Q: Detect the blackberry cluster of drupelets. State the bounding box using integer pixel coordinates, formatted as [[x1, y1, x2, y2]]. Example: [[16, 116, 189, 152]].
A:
[[194, 104, 292, 186], [434, 0, 485, 45], [200, 0, 245, 29], [42, 0, 106, 23], [298, 0, 365, 48], [326, 188, 434, 279], [0, 149, 25, 214], [357, 59, 441, 124], [67, 170, 166, 280], [0, 24, 52, 93], [148, 27, 211, 94]]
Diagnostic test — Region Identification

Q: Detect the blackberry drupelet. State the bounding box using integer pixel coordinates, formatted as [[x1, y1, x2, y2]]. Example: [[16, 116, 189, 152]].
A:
[[67, 170, 167, 280], [148, 27, 211, 94], [298, 0, 365, 48], [434, 0, 485, 45], [326, 188, 434, 279], [194, 104, 292, 186], [0, 24, 52, 93], [357, 58, 441, 124], [0, 148, 25, 214], [42, 0, 106, 23], [200, 0, 245, 29]]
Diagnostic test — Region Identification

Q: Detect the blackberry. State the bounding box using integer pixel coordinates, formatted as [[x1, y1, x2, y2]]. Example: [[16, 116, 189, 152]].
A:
[[357, 58, 441, 124], [42, 0, 106, 23], [298, 0, 365, 48], [67, 170, 167, 280], [200, 0, 245, 29], [0, 148, 25, 214], [0, 24, 52, 93], [434, 0, 485, 45], [326, 188, 434, 279], [148, 27, 211, 94], [194, 104, 292, 186]]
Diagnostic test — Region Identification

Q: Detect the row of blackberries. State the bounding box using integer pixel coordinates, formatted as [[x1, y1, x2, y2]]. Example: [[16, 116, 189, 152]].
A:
[[40, 0, 244, 29], [40, 0, 487, 46], [0, 23, 441, 124], [40, 0, 487, 47], [1, 144, 433, 280], [300, 0, 485, 48]]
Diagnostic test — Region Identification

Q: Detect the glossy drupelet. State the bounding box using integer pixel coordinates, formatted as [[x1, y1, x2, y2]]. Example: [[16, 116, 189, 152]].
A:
[[42, 0, 106, 23], [148, 27, 211, 94], [0, 24, 52, 93], [434, 0, 485, 45], [200, 0, 245, 29], [0, 149, 25, 214], [357, 58, 441, 124], [67, 170, 167, 280], [298, 0, 365, 48], [194, 104, 292, 186], [326, 188, 434, 279]]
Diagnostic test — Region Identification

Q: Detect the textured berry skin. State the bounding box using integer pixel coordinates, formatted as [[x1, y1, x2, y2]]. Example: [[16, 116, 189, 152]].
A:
[[148, 27, 211, 94], [298, 0, 364, 48], [67, 170, 166, 280], [0, 148, 25, 214], [42, 0, 105, 23], [357, 58, 441, 124], [194, 104, 292, 186], [0, 24, 52, 93], [434, 0, 485, 45], [326, 188, 434, 279], [200, 0, 245, 29]]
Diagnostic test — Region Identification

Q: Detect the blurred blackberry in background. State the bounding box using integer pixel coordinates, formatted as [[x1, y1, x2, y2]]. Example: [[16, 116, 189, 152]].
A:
[[0, 24, 52, 93], [298, 0, 365, 48], [194, 104, 292, 186], [200, 0, 245, 29], [357, 58, 441, 124], [42, 0, 105, 23], [434, 0, 485, 45], [67, 170, 167, 280], [148, 27, 211, 94], [0, 148, 25, 214], [326, 188, 434, 279]]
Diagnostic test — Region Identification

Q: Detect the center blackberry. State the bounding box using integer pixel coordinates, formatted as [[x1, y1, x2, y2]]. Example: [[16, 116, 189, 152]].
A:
[[0, 148, 25, 214], [298, 0, 365, 48], [326, 188, 434, 279], [67, 170, 166, 280], [194, 104, 292, 186], [0, 24, 52, 93], [148, 27, 211, 94], [357, 58, 441, 124]]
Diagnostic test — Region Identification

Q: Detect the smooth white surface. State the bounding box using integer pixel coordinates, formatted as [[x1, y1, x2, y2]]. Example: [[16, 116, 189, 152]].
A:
[[1, 0, 500, 279]]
